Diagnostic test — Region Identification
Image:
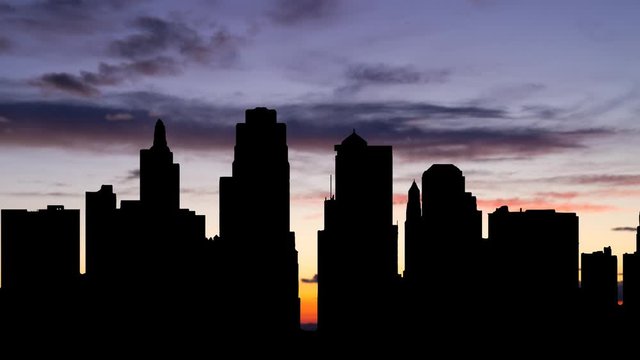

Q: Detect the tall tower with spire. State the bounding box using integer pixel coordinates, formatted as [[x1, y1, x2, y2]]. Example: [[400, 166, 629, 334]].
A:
[[318, 130, 398, 336], [140, 120, 179, 211], [404, 180, 422, 282], [85, 119, 205, 321]]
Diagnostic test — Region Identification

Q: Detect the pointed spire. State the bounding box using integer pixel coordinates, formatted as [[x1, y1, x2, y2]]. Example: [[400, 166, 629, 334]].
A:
[[409, 179, 419, 192], [152, 119, 168, 150], [406, 180, 421, 220], [341, 129, 367, 147]]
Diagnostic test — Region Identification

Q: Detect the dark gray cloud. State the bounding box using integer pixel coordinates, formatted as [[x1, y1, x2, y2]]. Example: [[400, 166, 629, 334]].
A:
[[0, 98, 235, 151], [110, 16, 241, 65], [338, 63, 450, 95], [301, 274, 318, 283], [0, 96, 615, 161], [3, 191, 79, 198], [346, 63, 449, 85], [269, 0, 339, 25], [0, 36, 11, 52], [548, 174, 640, 187], [0, 2, 16, 13], [287, 120, 610, 160], [520, 105, 563, 120], [31, 72, 100, 97], [612, 227, 636, 232], [84, 57, 181, 84], [280, 101, 506, 123], [0, 0, 133, 34], [30, 57, 180, 96], [125, 169, 140, 181], [29, 13, 244, 97]]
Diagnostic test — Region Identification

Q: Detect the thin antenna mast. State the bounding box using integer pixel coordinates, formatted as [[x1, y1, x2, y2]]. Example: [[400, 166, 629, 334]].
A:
[[330, 174, 333, 199]]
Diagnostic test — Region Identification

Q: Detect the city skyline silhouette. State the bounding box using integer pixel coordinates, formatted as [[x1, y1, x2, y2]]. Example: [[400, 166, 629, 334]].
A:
[[2, 107, 640, 347], [3, 1, 640, 348]]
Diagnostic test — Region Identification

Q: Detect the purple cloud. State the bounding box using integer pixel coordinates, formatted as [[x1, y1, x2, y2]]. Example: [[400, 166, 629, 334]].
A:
[[269, 0, 339, 25], [110, 16, 242, 65], [0, 95, 615, 162]]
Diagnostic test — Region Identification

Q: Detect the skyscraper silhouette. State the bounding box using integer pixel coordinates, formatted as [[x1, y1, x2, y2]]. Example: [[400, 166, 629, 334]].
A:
[[85, 119, 207, 335], [216, 107, 300, 334], [581, 246, 618, 313], [318, 131, 398, 336], [404, 180, 422, 282], [140, 120, 180, 211], [403, 164, 482, 324], [421, 164, 482, 254]]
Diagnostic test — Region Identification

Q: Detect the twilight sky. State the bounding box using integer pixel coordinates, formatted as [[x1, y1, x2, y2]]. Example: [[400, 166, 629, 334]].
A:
[[2, 0, 640, 324]]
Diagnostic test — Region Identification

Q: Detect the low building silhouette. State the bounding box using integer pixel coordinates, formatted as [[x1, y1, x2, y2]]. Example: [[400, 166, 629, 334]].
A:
[[582, 246, 618, 313], [1, 205, 81, 337], [1, 205, 80, 290], [489, 206, 579, 322], [623, 214, 640, 317]]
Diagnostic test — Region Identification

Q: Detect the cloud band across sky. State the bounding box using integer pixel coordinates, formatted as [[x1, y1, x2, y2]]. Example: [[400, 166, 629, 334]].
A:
[[0, 97, 614, 162]]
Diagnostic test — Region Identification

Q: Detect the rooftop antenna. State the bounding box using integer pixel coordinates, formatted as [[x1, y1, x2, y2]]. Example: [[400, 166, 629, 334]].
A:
[[330, 174, 333, 199]]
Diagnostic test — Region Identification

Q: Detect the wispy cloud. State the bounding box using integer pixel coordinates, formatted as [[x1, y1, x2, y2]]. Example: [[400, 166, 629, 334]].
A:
[[0, 96, 615, 162], [30, 72, 100, 97], [269, 0, 339, 26], [337, 63, 450, 95], [110, 16, 241, 65], [612, 226, 636, 232], [27, 13, 244, 97], [125, 169, 140, 181], [346, 63, 447, 85], [105, 112, 134, 121], [0, 0, 132, 35], [0, 35, 11, 53], [546, 174, 640, 187], [30, 57, 181, 97], [3, 191, 79, 198], [301, 274, 318, 283]]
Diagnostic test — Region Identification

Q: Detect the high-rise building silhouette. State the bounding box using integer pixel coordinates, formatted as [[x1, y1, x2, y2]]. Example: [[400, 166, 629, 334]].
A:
[[85, 119, 207, 334], [140, 120, 180, 211], [1, 205, 80, 290], [318, 131, 398, 335], [86, 120, 206, 287], [421, 165, 482, 252], [582, 246, 618, 312], [404, 180, 422, 282], [85, 184, 116, 283], [489, 206, 579, 318], [216, 107, 300, 334], [404, 164, 482, 321], [623, 214, 640, 316]]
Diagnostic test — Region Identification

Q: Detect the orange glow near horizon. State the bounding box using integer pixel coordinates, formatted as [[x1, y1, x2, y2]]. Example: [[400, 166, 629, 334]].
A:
[[300, 281, 318, 324]]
